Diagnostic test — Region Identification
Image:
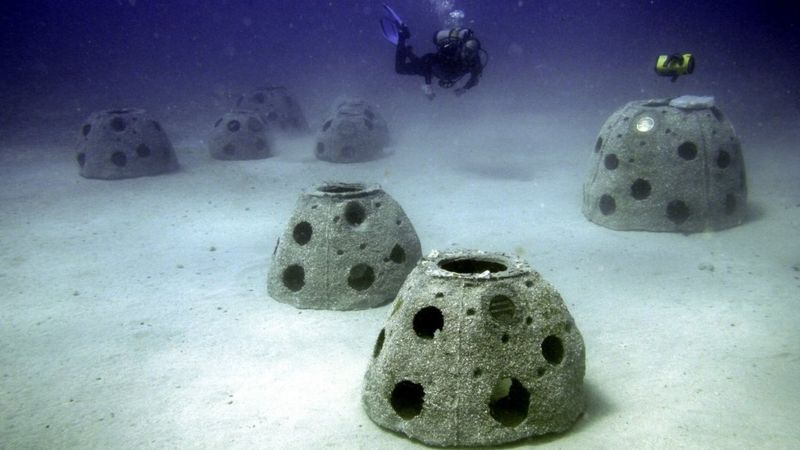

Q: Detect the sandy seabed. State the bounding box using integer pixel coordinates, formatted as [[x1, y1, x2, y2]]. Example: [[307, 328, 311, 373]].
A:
[[1, 109, 799, 449]]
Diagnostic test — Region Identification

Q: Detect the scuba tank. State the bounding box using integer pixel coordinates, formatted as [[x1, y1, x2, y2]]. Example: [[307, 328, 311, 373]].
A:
[[433, 28, 477, 61], [655, 53, 695, 82]]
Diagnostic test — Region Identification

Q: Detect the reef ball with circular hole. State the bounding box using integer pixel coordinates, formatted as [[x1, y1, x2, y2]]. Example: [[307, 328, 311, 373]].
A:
[[208, 111, 273, 160], [583, 96, 747, 232], [236, 86, 309, 135], [362, 250, 585, 446], [267, 182, 421, 310], [76, 109, 179, 180], [315, 98, 390, 163]]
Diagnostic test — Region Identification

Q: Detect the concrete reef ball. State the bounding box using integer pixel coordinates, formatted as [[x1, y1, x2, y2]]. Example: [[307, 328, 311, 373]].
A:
[[583, 96, 747, 232], [209, 111, 273, 160], [267, 182, 422, 310], [76, 109, 178, 180], [315, 98, 390, 163], [363, 250, 585, 447], [236, 86, 309, 135]]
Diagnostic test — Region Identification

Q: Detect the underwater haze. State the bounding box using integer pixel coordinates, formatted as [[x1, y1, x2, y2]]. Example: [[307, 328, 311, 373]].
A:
[[1, 0, 800, 449]]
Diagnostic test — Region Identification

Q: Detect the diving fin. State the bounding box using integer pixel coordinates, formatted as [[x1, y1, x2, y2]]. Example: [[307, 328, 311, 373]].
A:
[[380, 3, 404, 45], [383, 3, 404, 26], [380, 17, 400, 45]]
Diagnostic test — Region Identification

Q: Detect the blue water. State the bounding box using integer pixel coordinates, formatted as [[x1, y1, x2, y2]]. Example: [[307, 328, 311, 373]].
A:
[[2, 0, 798, 139]]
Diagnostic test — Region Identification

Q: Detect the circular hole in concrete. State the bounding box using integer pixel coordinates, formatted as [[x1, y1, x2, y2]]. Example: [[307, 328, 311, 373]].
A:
[[322, 120, 332, 132], [604, 154, 619, 170], [389, 244, 406, 263], [292, 221, 312, 245], [136, 144, 151, 158], [111, 151, 127, 167], [413, 306, 443, 339], [110, 117, 126, 132], [666, 200, 690, 224], [725, 194, 737, 215], [542, 335, 564, 364], [223, 144, 236, 156], [344, 201, 366, 226], [489, 295, 516, 324], [435, 293, 444, 298], [716, 150, 731, 168], [466, 308, 476, 316], [599, 194, 616, 215], [524, 280, 534, 288], [489, 378, 530, 427], [373, 329, 385, 358], [282, 264, 305, 292], [227, 120, 241, 132], [438, 258, 507, 274], [594, 137, 603, 153], [631, 178, 651, 200], [665, 128, 671, 134], [82, 124, 91, 136], [536, 367, 546, 377], [77, 153, 86, 167], [359, 243, 367, 250], [677, 141, 698, 160], [525, 317, 533, 325], [318, 183, 365, 194], [473, 368, 482, 377], [247, 117, 264, 132], [501, 333, 510, 343], [391, 380, 424, 420], [347, 263, 374, 291]]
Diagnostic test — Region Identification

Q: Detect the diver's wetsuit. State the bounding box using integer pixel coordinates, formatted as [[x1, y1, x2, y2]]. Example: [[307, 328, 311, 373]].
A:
[[395, 32, 482, 91]]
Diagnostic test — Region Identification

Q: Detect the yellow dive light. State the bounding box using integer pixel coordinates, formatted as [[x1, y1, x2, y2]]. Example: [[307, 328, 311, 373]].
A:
[[655, 53, 695, 82]]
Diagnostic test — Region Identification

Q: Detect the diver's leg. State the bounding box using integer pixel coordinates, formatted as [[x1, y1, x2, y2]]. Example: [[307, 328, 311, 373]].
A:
[[395, 44, 423, 75]]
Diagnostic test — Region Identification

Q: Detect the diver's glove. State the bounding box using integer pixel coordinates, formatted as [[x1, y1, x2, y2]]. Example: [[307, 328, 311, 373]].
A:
[[454, 88, 467, 97], [422, 84, 436, 101]]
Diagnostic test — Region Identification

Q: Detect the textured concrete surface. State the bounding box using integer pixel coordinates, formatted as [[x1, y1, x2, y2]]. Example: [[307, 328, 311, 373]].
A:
[[236, 86, 309, 136], [363, 250, 585, 446], [208, 111, 272, 160], [76, 109, 178, 179], [315, 98, 390, 163], [583, 97, 747, 232], [268, 182, 421, 310]]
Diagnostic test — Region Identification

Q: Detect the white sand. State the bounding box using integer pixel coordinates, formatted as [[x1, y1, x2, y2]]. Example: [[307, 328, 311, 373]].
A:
[[1, 109, 799, 449]]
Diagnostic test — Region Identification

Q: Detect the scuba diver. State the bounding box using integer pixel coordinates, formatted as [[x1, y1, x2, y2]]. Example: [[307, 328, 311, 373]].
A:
[[380, 4, 486, 100]]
